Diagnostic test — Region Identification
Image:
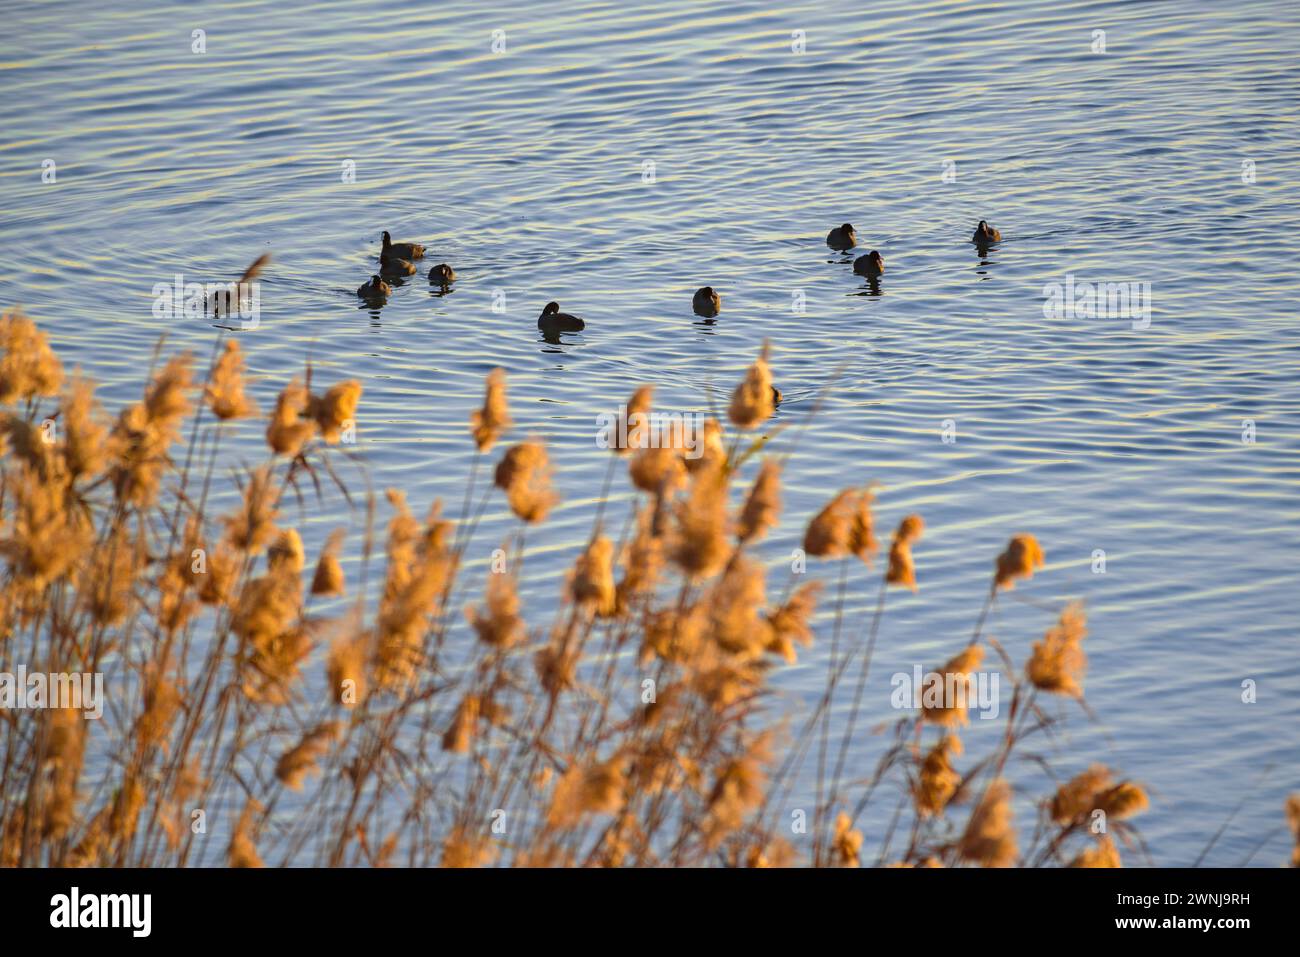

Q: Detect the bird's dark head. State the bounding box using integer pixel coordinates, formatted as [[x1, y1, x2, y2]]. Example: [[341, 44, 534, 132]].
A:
[[541, 301, 560, 316], [842, 223, 854, 234], [700, 286, 713, 297]]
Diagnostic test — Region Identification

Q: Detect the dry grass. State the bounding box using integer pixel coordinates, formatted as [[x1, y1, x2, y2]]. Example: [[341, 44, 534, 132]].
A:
[[0, 302, 1190, 868]]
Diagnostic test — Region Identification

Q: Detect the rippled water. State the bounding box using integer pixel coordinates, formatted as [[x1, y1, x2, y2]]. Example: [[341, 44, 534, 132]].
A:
[[3, 0, 1299, 865]]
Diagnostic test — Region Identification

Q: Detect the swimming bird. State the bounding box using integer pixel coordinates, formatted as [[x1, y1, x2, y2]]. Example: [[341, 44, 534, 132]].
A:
[[853, 250, 884, 280], [357, 275, 391, 302], [207, 252, 271, 318], [537, 301, 584, 332], [972, 220, 1001, 244], [379, 254, 416, 278], [826, 223, 857, 251], [381, 230, 425, 261], [693, 286, 721, 318], [429, 263, 456, 286]]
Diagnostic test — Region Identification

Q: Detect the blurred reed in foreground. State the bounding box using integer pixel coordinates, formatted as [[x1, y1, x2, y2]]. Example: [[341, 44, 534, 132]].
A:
[[4, 301, 1240, 869]]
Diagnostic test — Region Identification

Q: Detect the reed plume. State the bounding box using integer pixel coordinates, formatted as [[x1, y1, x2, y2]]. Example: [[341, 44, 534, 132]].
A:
[[959, 778, 1017, 867], [206, 339, 259, 421], [737, 459, 781, 544], [615, 385, 653, 454], [548, 756, 628, 829], [276, 723, 342, 790], [995, 533, 1044, 591], [467, 565, 525, 648], [914, 734, 962, 817], [885, 514, 924, 590], [0, 308, 63, 404], [1026, 600, 1087, 696], [470, 367, 511, 451], [671, 463, 730, 578], [570, 536, 617, 617], [228, 800, 265, 868], [494, 440, 556, 523], [1286, 795, 1300, 866], [265, 378, 316, 457], [764, 581, 822, 663], [1050, 765, 1114, 824], [831, 812, 864, 867], [311, 529, 347, 596], [921, 645, 983, 727], [1068, 836, 1121, 868], [109, 353, 194, 506], [61, 374, 111, 479], [311, 380, 362, 443], [728, 341, 774, 429], [804, 489, 855, 558]]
